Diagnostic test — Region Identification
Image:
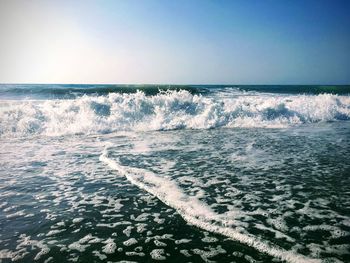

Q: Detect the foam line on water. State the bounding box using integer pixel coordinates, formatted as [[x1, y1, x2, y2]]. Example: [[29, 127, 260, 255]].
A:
[[99, 145, 320, 263]]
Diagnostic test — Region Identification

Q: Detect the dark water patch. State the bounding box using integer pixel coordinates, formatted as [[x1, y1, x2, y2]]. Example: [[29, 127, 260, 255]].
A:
[[0, 84, 204, 99], [234, 85, 350, 95], [1, 84, 349, 100]]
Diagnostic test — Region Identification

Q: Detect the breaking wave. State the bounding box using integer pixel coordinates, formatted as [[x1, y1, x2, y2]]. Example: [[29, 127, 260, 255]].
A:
[[1, 90, 349, 137]]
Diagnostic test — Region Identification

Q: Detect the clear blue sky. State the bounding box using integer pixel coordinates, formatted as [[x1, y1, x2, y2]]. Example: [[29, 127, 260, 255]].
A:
[[0, 0, 349, 84]]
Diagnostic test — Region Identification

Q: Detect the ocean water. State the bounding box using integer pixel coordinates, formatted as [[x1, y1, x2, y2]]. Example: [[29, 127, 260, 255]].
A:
[[0, 84, 349, 263]]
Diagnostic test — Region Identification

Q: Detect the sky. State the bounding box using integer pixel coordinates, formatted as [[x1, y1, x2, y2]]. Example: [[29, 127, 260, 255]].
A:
[[0, 0, 349, 84]]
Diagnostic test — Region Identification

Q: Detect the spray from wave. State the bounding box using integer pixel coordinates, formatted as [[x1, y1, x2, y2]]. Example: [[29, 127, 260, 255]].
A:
[[1, 90, 349, 137]]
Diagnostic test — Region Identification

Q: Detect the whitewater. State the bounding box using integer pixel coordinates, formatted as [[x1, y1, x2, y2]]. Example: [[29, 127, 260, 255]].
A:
[[1, 90, 350, 137], [0, 85, 349, 263]]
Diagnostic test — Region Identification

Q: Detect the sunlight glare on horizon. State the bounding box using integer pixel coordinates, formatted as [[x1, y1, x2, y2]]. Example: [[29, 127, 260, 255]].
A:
[[0, 0, 349, 84]]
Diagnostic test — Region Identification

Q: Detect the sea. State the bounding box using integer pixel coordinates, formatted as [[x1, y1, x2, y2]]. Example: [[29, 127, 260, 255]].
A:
[[0, 84, 349, 263]]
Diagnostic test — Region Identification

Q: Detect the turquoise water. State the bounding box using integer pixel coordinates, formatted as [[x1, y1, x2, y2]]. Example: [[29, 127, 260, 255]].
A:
[[0, 85, 349, 262]]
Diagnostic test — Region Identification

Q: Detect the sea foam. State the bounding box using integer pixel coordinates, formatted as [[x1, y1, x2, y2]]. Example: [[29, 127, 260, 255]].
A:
[[1, 91, 349, 137], [100, 145, 320, 263]]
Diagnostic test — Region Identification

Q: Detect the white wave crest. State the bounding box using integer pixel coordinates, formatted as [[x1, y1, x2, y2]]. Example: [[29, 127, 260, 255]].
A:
[[1, 91, 349, 137], [99, 145, 320, 263]]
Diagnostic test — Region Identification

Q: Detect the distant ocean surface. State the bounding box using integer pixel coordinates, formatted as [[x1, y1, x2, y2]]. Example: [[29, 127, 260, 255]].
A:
[[0, 84, 349, 263]]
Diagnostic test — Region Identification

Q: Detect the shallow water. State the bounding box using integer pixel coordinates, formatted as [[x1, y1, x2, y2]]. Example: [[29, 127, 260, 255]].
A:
[[0, 85, 349, 262]]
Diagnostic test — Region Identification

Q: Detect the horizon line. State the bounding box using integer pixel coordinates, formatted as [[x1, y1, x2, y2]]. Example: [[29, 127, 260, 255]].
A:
[[1, 83, 349, 86]]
